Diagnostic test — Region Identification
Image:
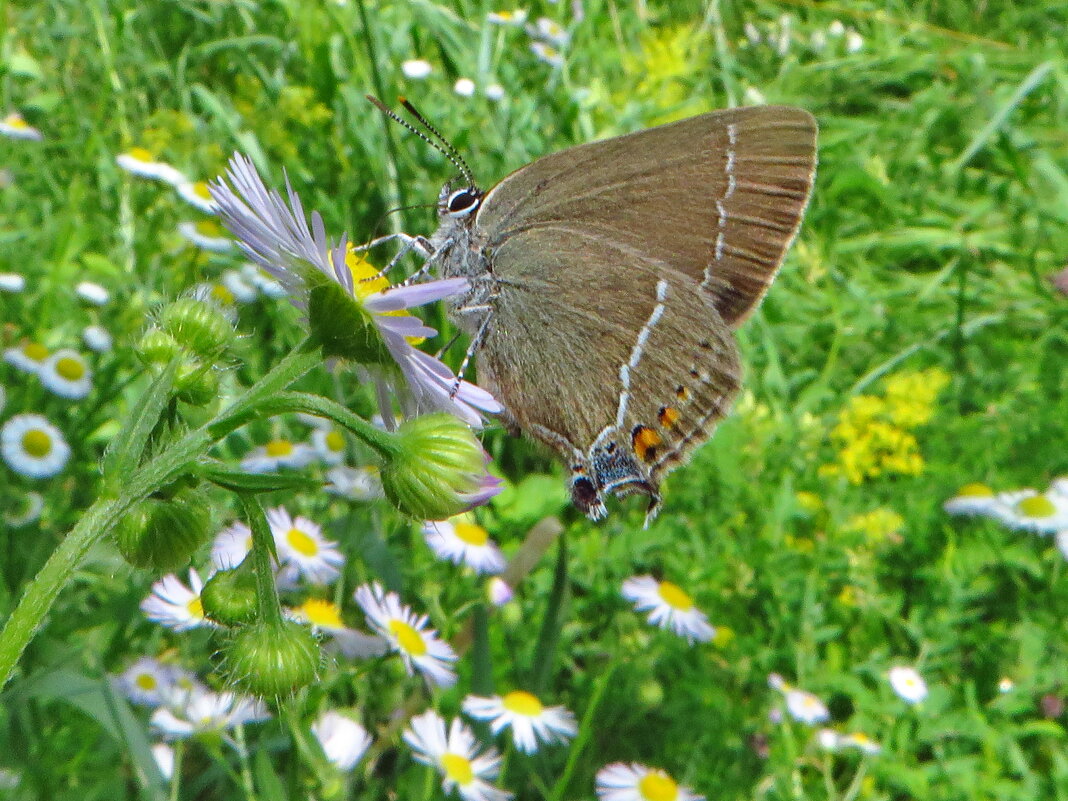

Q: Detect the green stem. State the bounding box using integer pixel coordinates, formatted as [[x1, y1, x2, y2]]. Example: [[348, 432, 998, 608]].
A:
[[238, 495, 283, 625], [529, 532, 568, 695], [254, 390, 400, 459]]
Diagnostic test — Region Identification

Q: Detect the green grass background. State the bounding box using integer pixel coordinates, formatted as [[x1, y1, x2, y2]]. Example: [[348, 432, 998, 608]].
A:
[[2, 0, 1068, 799]]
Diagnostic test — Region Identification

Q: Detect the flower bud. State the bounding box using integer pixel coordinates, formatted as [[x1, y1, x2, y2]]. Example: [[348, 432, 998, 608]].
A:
[[201, 562, 258, 626], [160, 297, 235, 357], [136, 328, 182, 365], [379, 413, 502, 521], [225, 619, 320, 697], [174, 359, 219, 406], [115, 492, 212, 571]]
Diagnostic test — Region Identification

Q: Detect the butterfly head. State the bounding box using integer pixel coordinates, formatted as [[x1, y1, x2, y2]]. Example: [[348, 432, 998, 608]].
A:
[[438, 183, 483, 220]]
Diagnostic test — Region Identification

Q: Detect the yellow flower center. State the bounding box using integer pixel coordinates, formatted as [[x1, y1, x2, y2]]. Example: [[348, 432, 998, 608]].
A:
[[135, 673, 158, 690], [440, 752, 474, 786], [387, 619, 427, 656], [286, 527, 319, 557], [340, 247, 424, 344], [638, 771, 679, 801], [24, 343, 49, 361], [127, 146, 155, 162], [453, 521, 489, 546], [55, 356, 85, 381], [4, 114, 28, 129], [325, 430, 345, 452], [1017, 495, 1055, 518], [299, 598, 343, 628], [265, 439, 294, 457], [195, 220, 222, 236], [186, 596, 204, 619], [22, 429, 52, 458], [957, 482, 994, 497], [502, 690, 543, 717], [656, 581, 693, 611], [192, 181, 212, 199], [211, 283, 235, 304]]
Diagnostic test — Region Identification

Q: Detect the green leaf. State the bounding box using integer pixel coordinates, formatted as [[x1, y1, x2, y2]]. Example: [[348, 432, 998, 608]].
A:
[[101, 362, 177, 480], [198, 460, 320, 493], [253, 749, 288, 801]]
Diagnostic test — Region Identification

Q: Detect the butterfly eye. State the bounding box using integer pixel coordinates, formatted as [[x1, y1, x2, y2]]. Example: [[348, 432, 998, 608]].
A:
[[446, 189, 480, 217]]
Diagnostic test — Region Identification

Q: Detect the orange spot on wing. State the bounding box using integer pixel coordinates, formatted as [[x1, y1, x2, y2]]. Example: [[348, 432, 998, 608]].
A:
[[632, 426, 662, 462], [658, 406, 680, 428]]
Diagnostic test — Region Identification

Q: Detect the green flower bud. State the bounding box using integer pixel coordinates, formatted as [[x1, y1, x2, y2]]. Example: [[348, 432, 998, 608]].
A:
[[115, 492, 212, 571], [201, 562, 258, 626], [174, 359, 219, 406], [160, 297, 235, 357], [225, 619, 320, 698], [379, 413, 502, 521], [137, 328, 182, 366]]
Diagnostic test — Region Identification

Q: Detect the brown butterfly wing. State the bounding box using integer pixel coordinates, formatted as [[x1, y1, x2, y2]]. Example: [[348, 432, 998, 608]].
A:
[[475, 105, 817, 327], [476, 226, 741, 506]]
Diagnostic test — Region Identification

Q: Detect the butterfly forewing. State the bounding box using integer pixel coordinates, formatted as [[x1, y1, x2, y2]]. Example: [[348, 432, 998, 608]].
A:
[[475, 105, 817, 327]]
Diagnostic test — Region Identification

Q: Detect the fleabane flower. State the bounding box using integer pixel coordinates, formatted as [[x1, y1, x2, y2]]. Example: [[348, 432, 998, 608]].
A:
[[1, 414, 71, 479], [621, 576, 715, 643], [82, 325, 113, 353], [462, 691, 577, 753], [116, 147, 186, 184], [141, 569, 217, 631], [530, 41, 563, 67], [768, 674, 830, 725], [943, 483, 999, 517], [595, 763, 704, 801], [403, 710, 511, 801], [114, 657, 180, 707], [0, 273, 26, 292], [267, 506, 344, 584], [888, 665, 928, 704], [311, 426, 347, 465], [240, 437, 317, 473], [175, 180, 219, 213], [325, 464, 384, 500], [401, 59, 433, 79], [487, 9, 527, 26], [39, 349, 92, 400], [211, 520, 253, 569], [4, 490, 43, 527], [179, 220, 233, 252], [151, 686, 269, 740], [312, 710, 373, 771], [75, 280, 110, 306], [220, 269, 259, 303], [529, 16, 569, 47], [354, 582, 457, 687], [3, 342, 49, 374], [817, 729, 882, 755], [992, 490, 1068, 534], [209, 153, 501, 427], [422, 516, 506, 575], [290, 598, 388, 659], [0, 113, 42, 141]]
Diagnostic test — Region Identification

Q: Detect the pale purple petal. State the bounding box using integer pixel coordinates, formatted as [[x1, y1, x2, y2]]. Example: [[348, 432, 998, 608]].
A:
[[363, 278, 468, 312]]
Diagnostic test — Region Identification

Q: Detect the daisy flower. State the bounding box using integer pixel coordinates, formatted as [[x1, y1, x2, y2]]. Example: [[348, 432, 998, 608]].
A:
[[817, 729, 882, 755], [0, 112, 42, 140], [487, 9, 527, 26], [311, 711, 372, 771], [621, 576, 715, 643], [992, 490, 1068, 534], [82, 325, 113, 353], [0, 272, 26, 292], [151, 686, 269, 739], [311, 426, 347, 465], [4, 490, 43, 527], [422, 517, 506, 575], [240, 437, 317, 473], [943, 482, 999, 517], [354, 582, 457, 687], [220, 269, 259, 303], [75, 280, 110, 306], [175, 180, 219, 213], [454, 78, 476, 97], [267, 506, 344, 584], [845, 30, 864, 53], [998, 677, 1015, 693], [485, 84, 506, 102], [1, 414, 71, 479], [240, 262, 286, 298], [401, 59, 433, 79], [462, 691, 577, 753], [888, 665, 928, 704], [595, 763, 704, 801], [3, 342, 49, 374], [1056, 530, 1068, 561], [114, 657, 178, 707], [209, 152, 502, 428], [151, 743, 175, 781], [403, 710, 511, 801], [116, 147, 186, 185], [38, 349, 92, 400], [529, 17, 569, 47], [768, 674, 830, 724], [290, 598, 388, 659], [325, 464, 384, 500], [178, 220, 233, 252], [211, 520, 253, 570], [141, 569, 216, 632], [530, 41, 563, 67]]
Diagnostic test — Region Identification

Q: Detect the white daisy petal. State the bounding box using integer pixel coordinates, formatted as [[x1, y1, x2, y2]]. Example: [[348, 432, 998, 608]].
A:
[[1, 414, 71, 479], [116, 148, 186, 185], [404, 710, 511, 801], [422, 517, 506, 575], [0, 112, 42, 141], [39, 349, 92, 400], [140, 569, 216, 631], [621, 576, 715, 643], [888, 665, 928, 704], [3, 342, 50, 374], [595, 762, 704, 801], [462, 691, 576, 753], [325, 465, 384, 501], [75, 281, 110, 306], [401, 59, 433, 79], [267, 506, 344, 584], [312, 711, 372, 771], [82, 325, 114, 353], [0, 273, 27, 292]]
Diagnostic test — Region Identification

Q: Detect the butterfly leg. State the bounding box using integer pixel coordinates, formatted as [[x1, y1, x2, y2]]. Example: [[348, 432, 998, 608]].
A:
[[352, 233, 435, 284], [448, 307, 495, 400]]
